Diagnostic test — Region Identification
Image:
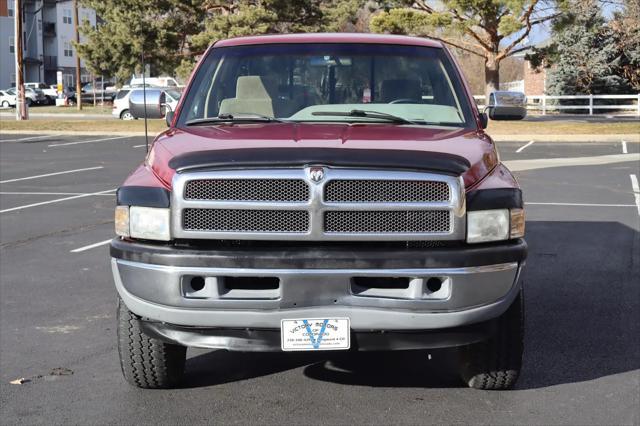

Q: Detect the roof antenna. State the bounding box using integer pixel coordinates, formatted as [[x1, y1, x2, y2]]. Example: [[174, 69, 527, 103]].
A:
[[141, 50, 149, 153]]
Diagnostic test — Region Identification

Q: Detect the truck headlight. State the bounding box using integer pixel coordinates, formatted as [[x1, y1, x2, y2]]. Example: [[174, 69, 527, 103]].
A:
[[467, 208, 525, 244], [114, 206, 171, 241], [467, 209, 510, 243]]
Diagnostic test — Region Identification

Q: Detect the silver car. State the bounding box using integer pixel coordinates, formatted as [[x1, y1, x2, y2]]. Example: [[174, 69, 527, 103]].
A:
[[112, 88, 181, 120]]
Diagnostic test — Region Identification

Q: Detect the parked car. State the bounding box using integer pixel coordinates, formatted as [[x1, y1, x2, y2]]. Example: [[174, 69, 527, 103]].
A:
[[79, 81, 117, 103], [112, 87, 181, 120], [4, 87, 47, 106], [25, 82, 57, 104], [0, 90, 16, 108], [127, 76, 182, 88], [112, 33, 528, 390]]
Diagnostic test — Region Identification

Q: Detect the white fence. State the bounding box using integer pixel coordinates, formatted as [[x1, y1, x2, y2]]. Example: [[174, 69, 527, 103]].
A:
[[473, 94, 640, 116]]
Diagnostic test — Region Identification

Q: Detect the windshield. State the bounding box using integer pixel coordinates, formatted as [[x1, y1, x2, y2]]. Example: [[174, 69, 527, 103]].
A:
[[177, 43, 474, 128]]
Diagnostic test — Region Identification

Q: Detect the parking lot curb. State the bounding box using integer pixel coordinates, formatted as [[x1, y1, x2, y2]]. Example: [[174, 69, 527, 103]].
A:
[[491, 134, 639, 143]]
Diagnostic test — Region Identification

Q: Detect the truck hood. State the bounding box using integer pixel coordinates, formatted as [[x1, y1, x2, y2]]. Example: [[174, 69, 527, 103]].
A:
[[148, 123, 498, 189]]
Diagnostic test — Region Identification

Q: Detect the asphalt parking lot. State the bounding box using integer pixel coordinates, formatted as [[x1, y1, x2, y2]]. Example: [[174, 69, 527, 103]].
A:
[[0, 133, 638, 425]]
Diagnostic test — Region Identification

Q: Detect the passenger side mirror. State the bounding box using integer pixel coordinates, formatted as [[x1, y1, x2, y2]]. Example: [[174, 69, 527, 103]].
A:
[[165, 110, 174, 127], [129, 89, 166, 119], [488, 91, 527, 120]]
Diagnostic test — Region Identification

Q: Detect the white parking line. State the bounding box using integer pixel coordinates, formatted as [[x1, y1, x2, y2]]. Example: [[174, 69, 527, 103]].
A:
[[132, 144, 146, 148], [0, 166, 103, 184], [48, 136, 129, 147], [621, 140, 628, 154], [526, 202, 636, 207], [516, 140, 535, 153], [70, 239, 112, 253], [630, 174, 640, 216], [0, 191, 114, 196], [0, 188, 116, 213], [0, 135, 57, 143]]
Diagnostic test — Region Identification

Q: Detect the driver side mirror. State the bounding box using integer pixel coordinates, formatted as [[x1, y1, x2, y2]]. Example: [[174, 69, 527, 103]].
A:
[[488, 91, 527, 120], [129, 89, 166, 119]]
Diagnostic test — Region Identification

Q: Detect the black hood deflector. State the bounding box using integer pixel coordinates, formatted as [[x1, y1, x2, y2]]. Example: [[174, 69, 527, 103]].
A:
[[168, 148, 470, 176]]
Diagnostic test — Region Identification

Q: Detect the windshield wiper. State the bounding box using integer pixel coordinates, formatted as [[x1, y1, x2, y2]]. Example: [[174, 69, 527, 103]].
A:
[[311, 109, 418, 125], [186, 113, 286, 126]]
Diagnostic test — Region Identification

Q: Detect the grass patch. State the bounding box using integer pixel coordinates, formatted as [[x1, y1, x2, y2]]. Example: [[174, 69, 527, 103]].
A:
[[3, 105, 113, 115], [0, 118, 167, 133], [486, 120, 640, 135]]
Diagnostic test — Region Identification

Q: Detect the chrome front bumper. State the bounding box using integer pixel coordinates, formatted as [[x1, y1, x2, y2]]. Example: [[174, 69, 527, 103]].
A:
[[112, 256, 523, 331]]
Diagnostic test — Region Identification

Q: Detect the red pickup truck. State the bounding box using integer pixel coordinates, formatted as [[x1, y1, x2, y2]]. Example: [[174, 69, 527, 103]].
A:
[[111, 33, 528, 390]]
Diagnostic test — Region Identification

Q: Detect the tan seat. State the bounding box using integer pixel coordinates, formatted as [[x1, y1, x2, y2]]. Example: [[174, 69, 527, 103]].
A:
[[219, 76, 277, 117]]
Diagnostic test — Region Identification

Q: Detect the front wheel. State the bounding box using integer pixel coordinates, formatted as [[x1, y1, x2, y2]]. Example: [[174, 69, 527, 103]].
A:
[[120, 109, 134, 120], [458, 289, 524, 390], [117, 298, 186, 388], [1, 101, 9, 108]]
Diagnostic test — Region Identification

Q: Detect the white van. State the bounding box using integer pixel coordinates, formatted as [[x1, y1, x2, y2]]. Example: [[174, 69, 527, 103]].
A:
[[127, 76, 182, 88]]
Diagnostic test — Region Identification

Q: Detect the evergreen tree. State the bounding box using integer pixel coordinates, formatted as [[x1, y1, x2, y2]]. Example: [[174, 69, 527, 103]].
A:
[[544, 0, 626, 95], [609, 0, 640, 90], [77, 0, 206, 83]]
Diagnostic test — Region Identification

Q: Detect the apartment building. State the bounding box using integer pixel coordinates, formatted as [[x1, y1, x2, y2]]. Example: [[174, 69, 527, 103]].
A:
[[0, 0, 96, 89]]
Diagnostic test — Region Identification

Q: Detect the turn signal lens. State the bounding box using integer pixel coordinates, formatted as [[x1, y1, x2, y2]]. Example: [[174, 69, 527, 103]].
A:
[[510, 208, 525, 238], [114, 206, 130, 237]]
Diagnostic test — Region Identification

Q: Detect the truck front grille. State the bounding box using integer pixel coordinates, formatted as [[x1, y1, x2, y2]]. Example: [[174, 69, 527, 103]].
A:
[[172, 168, 465, 241], [183, 208, 309, 233], [325, 180, 449, 203], [325, 210, 450, 233], [184, 179, 309, 202]]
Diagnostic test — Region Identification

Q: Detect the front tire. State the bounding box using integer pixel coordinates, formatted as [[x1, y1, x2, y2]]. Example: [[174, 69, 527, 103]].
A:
[[1, 101, 9, 108], [120, 109, 134, 120], [458, 289, 524, 390], [117, 298, 186, 389]]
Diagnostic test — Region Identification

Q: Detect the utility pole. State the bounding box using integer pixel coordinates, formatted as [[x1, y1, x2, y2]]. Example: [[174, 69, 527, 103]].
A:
[[14, 0, 26, 120], [73, 0, 82, 110]]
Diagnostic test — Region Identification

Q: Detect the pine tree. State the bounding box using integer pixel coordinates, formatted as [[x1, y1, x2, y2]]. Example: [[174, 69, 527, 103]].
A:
[[546, 0, 627, 95]]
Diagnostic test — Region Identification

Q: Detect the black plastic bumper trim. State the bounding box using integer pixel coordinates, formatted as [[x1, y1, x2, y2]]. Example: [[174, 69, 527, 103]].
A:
[[168, 148, 471, 176], [139, 318, 498, 352], [466, 188, 523, 211], [110, 238, 527, 269], [117, 186, 171, 208]]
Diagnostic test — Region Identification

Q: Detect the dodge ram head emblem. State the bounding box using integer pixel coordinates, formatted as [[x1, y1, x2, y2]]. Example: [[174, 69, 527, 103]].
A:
[[309, 167, 325, 183]]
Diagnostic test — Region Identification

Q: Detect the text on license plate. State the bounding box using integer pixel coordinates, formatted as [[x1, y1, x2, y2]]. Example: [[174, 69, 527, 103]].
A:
[[280, 318, 350, 351]]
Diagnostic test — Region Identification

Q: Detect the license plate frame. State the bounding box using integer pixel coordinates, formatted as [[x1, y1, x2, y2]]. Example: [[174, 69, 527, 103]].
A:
[[280, 318, 351, 352]]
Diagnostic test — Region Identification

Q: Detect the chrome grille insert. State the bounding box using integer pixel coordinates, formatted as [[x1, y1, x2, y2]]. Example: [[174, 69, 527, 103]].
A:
[[183, 209, 309, 233], [325, 180, 449, 203], [172, 168, 465, 241], [325, 210, 450, 233], [184, 179, 308, 202]]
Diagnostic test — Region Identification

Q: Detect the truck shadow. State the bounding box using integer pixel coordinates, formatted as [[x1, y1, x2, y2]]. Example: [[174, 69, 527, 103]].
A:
[[181, 220, 639, 390]]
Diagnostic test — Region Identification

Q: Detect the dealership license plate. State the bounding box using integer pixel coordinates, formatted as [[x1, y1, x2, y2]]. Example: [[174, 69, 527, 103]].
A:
[[281, 318, 350, 351]]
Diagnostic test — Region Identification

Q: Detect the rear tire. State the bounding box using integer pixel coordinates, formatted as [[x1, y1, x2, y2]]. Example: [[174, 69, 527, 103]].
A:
[[458, 289, 524, 390], [117, 298, 186, 389], [120, 109, 134, 120]]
